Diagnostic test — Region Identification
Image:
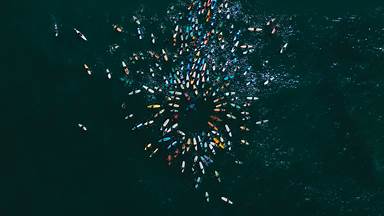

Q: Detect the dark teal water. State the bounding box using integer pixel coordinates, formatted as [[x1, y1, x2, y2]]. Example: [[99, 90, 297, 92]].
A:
[[3, 0, 384, 215]]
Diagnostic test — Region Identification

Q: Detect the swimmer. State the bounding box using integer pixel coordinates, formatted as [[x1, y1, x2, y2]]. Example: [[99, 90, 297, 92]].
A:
[[112, 24, 123, 33]]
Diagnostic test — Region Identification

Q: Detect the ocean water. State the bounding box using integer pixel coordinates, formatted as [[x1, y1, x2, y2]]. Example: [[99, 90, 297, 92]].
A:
[[3, 0, 384, 215]]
